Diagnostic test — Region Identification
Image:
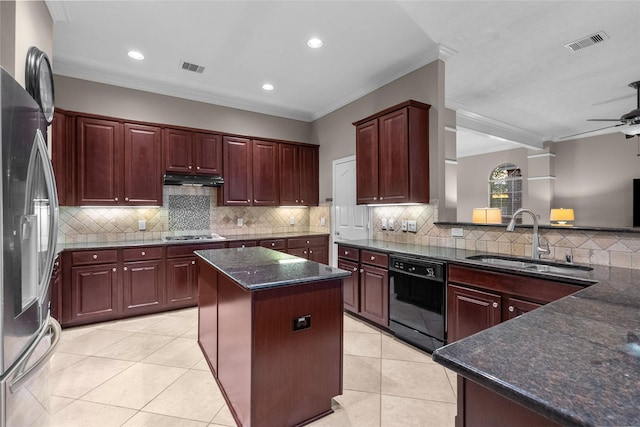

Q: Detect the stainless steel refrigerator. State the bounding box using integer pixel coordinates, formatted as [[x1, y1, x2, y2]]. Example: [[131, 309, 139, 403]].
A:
[[0, 67, 61, 426]]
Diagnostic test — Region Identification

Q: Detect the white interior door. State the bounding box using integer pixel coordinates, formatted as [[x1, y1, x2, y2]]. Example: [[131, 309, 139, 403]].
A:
[[331, 156, 369, 267]]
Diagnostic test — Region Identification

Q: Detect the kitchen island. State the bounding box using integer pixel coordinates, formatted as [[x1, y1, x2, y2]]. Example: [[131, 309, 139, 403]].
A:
[[195, 247, 350, 427], [432, 276, 640, 427]]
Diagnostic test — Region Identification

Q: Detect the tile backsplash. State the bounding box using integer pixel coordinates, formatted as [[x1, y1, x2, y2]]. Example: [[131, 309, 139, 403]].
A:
[[372, 204, 640, 269], [58, 186, 331, 244]]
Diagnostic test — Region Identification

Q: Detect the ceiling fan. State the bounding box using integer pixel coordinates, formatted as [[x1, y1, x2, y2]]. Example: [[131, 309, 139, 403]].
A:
[[562, 80, 640, 139]]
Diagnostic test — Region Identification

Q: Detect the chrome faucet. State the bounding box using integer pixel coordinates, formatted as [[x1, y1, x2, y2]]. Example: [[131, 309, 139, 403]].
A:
[[507, 208, 550, 259]]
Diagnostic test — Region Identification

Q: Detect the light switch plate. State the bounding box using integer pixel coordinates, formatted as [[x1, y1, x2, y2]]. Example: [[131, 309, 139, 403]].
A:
[[388, 219, 395, 231], [381, 218, 388, 230], [289, 217, 295, 225], [138, 219, 146, 231], [451, 227, 464, 237], [320, 217, 326, 226], [237, 218, 243, 227], [401, 220, 408, 232]]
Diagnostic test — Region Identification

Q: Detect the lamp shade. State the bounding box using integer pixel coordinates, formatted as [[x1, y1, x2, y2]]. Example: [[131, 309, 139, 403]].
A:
[[550, 208, 575, 225], [472, 208, 502, 224]]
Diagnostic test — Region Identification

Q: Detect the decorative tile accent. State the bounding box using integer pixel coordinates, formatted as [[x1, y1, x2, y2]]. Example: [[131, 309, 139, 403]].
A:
[[168, 195, 210, 231]]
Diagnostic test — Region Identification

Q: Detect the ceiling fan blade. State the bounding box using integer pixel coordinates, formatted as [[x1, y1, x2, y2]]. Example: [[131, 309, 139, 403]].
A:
[[587, 119, 622, 122], [559, 123, 625, 139]]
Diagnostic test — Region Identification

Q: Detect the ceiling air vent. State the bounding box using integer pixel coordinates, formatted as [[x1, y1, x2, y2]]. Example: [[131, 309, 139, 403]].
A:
[[564, 31, 609, 52], [181, 61, 205, 74]]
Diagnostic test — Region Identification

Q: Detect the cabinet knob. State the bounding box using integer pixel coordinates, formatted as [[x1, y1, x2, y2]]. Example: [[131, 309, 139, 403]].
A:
[[188, 165, 192, 170], [374, 197, 377, 200], [304, 250, 307, 255], [196, 166, 200, 170], [241, 244, 246, 248], [306, 240, 310, 244], [55, 261, 59, 266], [115, 197, 119, 202], [112, 268, 116, 272], [271, 243, 275, 247], [125, 197, 129, 202], [380, 197, 384, 200], [93, 254, 98, 259], [344, 250, 349, 255], [370, 256, 376, 261], [141, 251, 146, 256], [296, 200, 299, 203], [309, 250, 313, 254], [509, 306, 514, 312], [492, 302, 499, 308], [191, 260, 196, 265], [353, 267, 358, 272], [360, 269, 364, 273], [247, 200, 250, 203], [301, 200, 304, 203], [124, 266, 128, 271]]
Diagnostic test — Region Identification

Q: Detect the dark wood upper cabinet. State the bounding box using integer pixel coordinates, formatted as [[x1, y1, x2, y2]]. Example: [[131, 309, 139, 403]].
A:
[[222, 136, 252, 206], [353, 100, 430, 205], [76, 117, 123, 205], [252, 140, 279, 206], [124, 123, 162, 205], [298, 145, 319, 206], [163, 127, 192, 173], [52, 111, 71, 206], [163, 128, 222, 176], [279, 143, 319, 206], [194, 132, 222, 175]]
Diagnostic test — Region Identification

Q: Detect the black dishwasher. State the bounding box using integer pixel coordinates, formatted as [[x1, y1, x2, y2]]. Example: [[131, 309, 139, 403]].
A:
[[389, 254, 446, 353]]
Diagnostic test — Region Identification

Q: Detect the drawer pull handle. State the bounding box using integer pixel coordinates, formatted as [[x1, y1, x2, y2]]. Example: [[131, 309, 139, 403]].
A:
[[492, 302, 499, 308], [93, 254, 98, 259], [508, 306, 514, 312], [141, 251, 146, 256]]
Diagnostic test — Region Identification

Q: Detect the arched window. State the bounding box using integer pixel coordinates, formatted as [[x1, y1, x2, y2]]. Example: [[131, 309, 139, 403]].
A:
[[489, 163, 522, 222]]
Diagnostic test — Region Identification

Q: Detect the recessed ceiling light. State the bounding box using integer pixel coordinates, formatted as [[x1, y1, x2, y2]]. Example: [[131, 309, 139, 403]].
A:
[[307, 38, 323, 49], [128, 50, 144, 60], [262, 83, 274, 91]]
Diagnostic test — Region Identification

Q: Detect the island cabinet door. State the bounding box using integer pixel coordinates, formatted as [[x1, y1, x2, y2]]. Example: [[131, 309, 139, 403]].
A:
[[447, 284, 501, 343]]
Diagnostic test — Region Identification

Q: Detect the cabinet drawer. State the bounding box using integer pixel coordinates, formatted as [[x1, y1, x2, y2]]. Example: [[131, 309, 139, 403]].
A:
[[166, 243, 225, 258], [337, 245, 359, 261], [288, 236, 327, 249], [361, 250, 388, 268], [227, 240, 257, 248], [123, 246, 163, 261], [72, 249, 118, 266], [259, 239, 286, 250]]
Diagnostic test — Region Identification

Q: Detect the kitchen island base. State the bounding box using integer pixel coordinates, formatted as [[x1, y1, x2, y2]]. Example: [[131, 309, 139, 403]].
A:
[[197, 252, 344, 427]]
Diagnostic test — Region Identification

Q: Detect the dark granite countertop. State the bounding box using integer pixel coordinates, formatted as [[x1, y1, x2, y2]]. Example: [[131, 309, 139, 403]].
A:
[[58, 231, 329, 251], [195, 246, 350, 290], [432, 278, 640, 427], [338, 239, 640, 426]]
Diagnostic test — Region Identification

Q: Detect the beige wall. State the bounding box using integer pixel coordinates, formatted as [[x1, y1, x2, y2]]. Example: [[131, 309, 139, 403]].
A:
[[309, 61, 444, 203], [54, 75, 311, 144], [1, 0, 52, 83], [554, 132, 638, 227]]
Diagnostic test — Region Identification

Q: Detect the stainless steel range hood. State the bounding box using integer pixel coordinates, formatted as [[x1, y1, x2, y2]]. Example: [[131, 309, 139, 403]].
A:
[[163, 173, 224, 187]]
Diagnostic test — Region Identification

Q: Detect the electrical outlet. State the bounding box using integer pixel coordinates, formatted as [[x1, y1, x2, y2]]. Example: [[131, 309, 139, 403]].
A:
[[407, 220, 417, 232], [388, 219, 395, 231], [289, 217, 295, 225], [237, 218, 243, 227], [138, 219, 146, 231], [451, 227, 464, 237], [320, 217, 326, 226], [401, 220, 408, 232], [381, 218, 388, 230]]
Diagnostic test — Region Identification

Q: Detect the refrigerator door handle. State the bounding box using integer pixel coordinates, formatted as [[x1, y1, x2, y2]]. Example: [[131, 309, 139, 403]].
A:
[[8, 317, 61, 393]]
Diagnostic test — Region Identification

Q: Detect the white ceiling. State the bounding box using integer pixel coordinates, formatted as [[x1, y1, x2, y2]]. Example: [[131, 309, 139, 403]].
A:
[[47, 1, 640, 157]]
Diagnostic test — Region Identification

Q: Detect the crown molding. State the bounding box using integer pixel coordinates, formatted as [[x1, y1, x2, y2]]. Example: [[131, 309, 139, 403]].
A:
[[455, 109, 546, 149], [45, 1, 71, 22]]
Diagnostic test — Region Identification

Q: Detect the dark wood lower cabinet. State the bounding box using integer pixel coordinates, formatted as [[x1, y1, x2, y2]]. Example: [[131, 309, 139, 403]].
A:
[[447, 284, 501, 343], [123, 259, 164, 314], [359, 264, 389, 326], [70, 263, 119, 323], [338, 260, 359, 312], [165, 256, 197, 307]]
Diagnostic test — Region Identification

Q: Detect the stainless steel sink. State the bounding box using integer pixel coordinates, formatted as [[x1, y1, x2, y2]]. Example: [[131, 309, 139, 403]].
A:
[[466, 255, 593, 275]]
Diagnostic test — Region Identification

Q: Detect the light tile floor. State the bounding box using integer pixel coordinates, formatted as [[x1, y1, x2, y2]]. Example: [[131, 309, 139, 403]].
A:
[[50, 309, 457, 427]]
